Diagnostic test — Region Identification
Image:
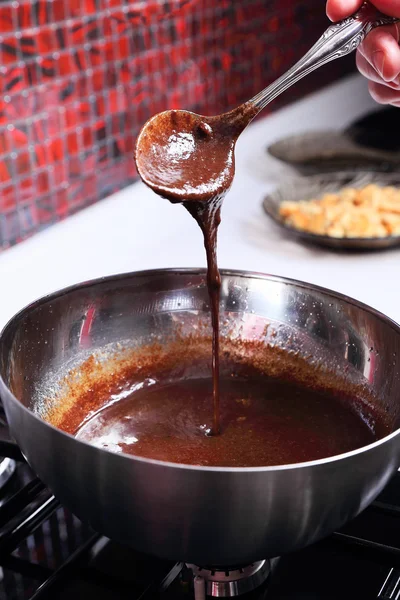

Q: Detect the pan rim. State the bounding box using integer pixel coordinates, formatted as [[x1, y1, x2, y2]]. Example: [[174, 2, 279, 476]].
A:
[[1, 266, 400, 474]]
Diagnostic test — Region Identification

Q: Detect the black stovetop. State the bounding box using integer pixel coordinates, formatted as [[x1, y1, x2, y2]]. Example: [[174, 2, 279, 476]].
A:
[[0, 405, 399, 600]]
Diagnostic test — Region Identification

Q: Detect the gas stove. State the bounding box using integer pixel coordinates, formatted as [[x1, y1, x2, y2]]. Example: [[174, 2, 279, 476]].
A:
[[0, 404, 399, 600]]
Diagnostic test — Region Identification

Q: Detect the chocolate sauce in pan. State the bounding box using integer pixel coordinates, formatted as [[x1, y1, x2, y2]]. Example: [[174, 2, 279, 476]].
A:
[[74, 375, 380, 467], [135, 103, 257, 434]]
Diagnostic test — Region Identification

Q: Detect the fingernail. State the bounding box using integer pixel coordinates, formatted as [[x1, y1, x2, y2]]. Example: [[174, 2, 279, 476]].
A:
[[373, 50, 386, 79]]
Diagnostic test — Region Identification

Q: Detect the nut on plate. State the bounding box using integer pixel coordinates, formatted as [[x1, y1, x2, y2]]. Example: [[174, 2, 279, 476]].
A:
[[279, 184, 400, 239]]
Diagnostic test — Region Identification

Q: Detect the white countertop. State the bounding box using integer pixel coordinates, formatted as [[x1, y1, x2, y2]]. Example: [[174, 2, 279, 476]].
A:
[[1, 73, 399, 328]]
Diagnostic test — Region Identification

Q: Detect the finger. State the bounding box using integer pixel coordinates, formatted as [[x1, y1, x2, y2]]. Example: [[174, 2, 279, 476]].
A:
[[356, 51, 400, 87], [369, 0, 400, 18], [359, 24, 400, 81], [327, 0, 400, 21], [368, 79, 400, 104], [326, 0, 363, 21], [356, 52, 383, 83]]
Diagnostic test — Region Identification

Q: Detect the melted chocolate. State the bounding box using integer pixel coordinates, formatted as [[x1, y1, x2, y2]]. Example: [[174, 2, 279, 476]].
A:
[[135, 103, 257, 433], [134, 104, 256, 204], [50, 336, 390, 468], [184, 199, 221, 433], [73, 375, 380, 467]]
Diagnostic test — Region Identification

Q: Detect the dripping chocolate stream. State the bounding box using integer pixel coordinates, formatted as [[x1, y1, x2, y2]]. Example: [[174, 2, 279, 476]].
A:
[[184, 199, 222, 434], [134, 102, 258, 435]]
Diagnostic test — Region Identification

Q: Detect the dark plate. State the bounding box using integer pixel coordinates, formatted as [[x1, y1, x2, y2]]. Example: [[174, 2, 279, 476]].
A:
[[267, 107, 400, 175], [262, 171, 400, 251]]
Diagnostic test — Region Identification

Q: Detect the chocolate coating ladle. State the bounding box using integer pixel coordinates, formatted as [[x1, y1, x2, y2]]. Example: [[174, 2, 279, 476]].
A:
[[135, 2, 398, 202]]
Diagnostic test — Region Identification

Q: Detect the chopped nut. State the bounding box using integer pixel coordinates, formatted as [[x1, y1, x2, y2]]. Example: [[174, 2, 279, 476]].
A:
[[279, 183, 400, 239]]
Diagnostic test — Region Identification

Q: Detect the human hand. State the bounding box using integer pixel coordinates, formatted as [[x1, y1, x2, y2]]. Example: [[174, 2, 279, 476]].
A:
[[326, 0, 400, 106]]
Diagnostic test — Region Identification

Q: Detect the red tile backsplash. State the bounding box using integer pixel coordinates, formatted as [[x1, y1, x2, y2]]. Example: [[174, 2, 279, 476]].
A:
[[0, 0, 355, 249]]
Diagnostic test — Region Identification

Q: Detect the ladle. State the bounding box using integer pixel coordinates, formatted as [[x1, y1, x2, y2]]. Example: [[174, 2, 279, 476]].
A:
[[134, 2, 399, 202]]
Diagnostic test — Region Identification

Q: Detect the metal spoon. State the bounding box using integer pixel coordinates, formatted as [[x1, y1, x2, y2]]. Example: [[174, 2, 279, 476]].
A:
[[251, 1, 399, 112], [135, 2, 399, 202]]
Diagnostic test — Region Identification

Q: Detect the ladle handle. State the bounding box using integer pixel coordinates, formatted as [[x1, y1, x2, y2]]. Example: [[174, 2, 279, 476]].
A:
[[250, 2, 399, 112]]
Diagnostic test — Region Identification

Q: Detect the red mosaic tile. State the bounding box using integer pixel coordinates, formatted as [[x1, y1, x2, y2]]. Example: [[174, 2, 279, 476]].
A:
[[0, 0, 355, 249]]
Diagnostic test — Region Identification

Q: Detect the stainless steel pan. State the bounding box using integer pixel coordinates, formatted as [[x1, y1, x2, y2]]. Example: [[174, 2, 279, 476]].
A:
[[1, 269, 400, 566]]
